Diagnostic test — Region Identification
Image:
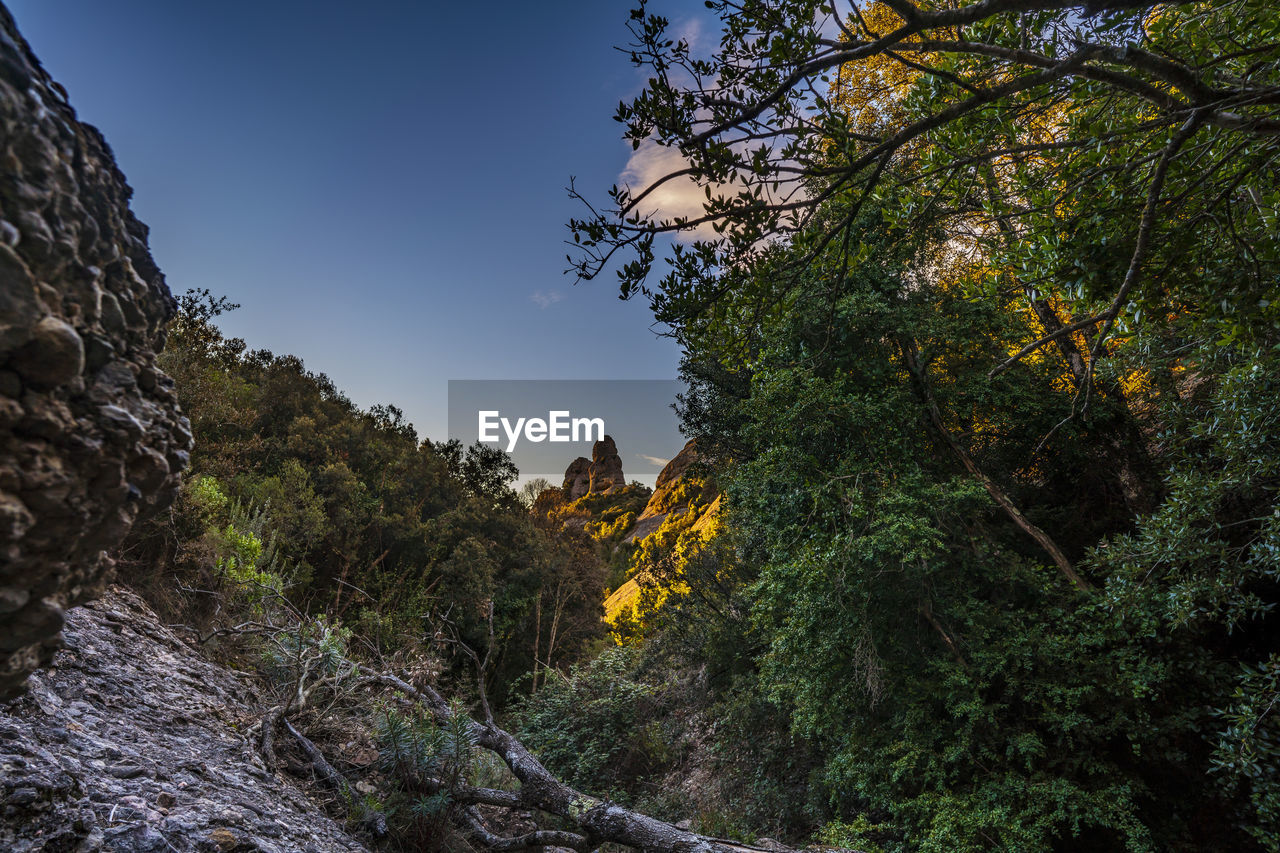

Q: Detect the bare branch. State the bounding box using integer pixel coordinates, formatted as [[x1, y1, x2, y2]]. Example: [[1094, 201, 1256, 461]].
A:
[[989, 312, 1104, 377]]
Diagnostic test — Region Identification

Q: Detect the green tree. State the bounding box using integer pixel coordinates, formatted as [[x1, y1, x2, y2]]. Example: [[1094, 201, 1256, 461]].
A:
[[567, 1, 1280, 847]]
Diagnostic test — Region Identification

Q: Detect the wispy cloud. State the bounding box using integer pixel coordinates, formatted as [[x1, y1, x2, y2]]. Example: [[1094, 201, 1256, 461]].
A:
[[619, 141, 720, 241], [637, 453, 670, 467], [530, 289, 566, 309], [671, 16, 704, 53]]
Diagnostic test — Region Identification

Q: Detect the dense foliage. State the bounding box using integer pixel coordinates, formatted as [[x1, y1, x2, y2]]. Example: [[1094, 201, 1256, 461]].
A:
[[106, 1, 1280, 848], [126, 291, 606, 705], [558, 0, 1280, 850]]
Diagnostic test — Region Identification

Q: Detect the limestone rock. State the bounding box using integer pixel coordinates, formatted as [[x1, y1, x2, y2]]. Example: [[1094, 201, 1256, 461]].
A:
[[655, 438, 698, 490], [562, 435, 627, 498], [563, 457, 591, 500], [0, 7, 190, 700], [625, 439, 699, 543], [0, 586, 367, 852], [587, 435, 625, 493]]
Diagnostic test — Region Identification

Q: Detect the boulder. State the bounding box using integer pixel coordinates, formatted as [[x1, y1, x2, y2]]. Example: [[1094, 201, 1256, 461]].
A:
[[0, 7, 190, 701], [562, 435, 627, 498]]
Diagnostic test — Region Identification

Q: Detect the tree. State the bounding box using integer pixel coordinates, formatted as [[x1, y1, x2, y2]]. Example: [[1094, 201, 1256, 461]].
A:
[[563, 0, 1280, 847], [571, 0, 1279, 356], [519, 477, 555, 508]]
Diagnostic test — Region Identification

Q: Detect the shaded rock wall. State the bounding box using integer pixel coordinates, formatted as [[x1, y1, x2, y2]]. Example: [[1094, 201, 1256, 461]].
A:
[[0, 586, 367, 852], [0, 5, 190, 700], [563, 456, 591, 500]]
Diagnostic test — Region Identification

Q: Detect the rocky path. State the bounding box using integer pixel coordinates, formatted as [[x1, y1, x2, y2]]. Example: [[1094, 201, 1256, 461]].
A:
[[0, 586, 367, 852]]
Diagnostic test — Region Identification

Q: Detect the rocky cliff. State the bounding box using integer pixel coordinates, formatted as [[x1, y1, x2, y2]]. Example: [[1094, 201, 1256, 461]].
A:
[[562, 435, 626, 498], [0, 5, 190, 700], [624, 439, 700, 544], [0, 586, 367, 852]]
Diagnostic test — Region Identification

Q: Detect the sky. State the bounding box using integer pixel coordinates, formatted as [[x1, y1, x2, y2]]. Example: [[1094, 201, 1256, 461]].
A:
[[7, 1, 707, 469]]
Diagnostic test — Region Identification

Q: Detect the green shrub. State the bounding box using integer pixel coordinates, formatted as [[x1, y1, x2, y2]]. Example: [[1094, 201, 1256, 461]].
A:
[[516, 646, 666, 799]]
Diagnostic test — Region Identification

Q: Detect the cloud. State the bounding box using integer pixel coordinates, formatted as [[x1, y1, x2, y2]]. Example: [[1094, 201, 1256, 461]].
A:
[[619, 141, 721, 241], [530, 289, 566, 309], [671, 16, 704, 53], [637, 453, 670, 467], [615, 8, 807, 245], [619, 139, 803, 245]]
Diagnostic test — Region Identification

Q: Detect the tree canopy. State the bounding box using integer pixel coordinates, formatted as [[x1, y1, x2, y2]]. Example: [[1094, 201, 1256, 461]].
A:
[[562, 0, 1280, 848]]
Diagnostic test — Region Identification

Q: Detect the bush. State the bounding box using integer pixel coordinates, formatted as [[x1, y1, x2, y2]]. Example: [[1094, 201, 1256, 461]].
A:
[[515, 646, 666, 799]]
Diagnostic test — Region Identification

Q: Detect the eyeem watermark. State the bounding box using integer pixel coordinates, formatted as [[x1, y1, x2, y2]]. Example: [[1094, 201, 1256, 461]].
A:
[[478, 411, 605, 452], [449, 380, 685, 486]]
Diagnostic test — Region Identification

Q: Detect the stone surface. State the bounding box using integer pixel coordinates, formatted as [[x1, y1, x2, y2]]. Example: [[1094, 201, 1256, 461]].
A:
[[562, 436, 627, 498], [562, 457, 591, 500], [0, 5, 190, 700], [587, 435, 625, 494], [625, 439, 699, 543], [0, 586, 368, 852]]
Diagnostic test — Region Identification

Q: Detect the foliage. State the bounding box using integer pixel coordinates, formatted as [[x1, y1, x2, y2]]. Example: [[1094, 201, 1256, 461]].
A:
[[184, 474, 288, 605], [1211, 655, 1280, 851], [561, 0, 1280, 847], [516, 646, 666, 799], [376, 703, 487, 846], [126, 291, 605, 708]]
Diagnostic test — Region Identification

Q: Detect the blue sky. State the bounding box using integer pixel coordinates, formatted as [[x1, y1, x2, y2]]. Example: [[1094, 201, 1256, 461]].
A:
[[7, 1, 699, 453]]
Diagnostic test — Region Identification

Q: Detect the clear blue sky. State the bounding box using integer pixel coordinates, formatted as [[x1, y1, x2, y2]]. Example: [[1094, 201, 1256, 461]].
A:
[[7, 0, 689, 447]]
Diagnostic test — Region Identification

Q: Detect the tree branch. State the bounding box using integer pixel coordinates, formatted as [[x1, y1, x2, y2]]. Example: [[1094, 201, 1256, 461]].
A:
[[349, 663, 836, 853], [904, 342, 1093, 592]]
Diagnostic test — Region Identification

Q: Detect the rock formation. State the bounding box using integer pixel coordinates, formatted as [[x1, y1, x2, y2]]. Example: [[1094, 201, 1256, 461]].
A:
[[562, 435, 626, 498], [0, 6, 190, 700], [563, 456, 591, 500], [587, 435, 625, 493], [0, 586, 367, 852], [625, 439, 700, 543]]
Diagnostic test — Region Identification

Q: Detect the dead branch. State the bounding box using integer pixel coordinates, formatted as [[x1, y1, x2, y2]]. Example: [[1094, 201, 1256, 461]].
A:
[[257, 706, 284, 773], [348, 663, 834, 853], [283, 717, 389, 837], [459, 806, 590, 853]]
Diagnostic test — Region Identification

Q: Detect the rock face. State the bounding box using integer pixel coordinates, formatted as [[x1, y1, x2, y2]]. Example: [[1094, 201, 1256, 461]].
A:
[[0, 585, 367, 852], [0, 6, 190, 700], [625, 439, 699, 544], [562, 435, 626, 498], [563, 457, 591, 500], [654, 438, 698, 492], [587, 435, 625, 493]]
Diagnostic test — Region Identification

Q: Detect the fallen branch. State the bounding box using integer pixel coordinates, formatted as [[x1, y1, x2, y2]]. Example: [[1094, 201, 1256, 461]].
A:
[[283, 717, 350, 794], [459, 805, 590, 853], [349, 663, 835, 853], [283, 717, 388, 837], [257, 706, 284, 773]]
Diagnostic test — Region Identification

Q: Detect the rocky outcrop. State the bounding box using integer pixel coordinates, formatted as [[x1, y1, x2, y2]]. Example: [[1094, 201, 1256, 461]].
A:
[[563, 457, 591, 500], [625, 439, 699, 544], [588, 435, 625, 493], [0, 6, 190, 700], [562, 435, 626, 498], [654, 439, 698, 492], [0, 585, 367, 852]]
